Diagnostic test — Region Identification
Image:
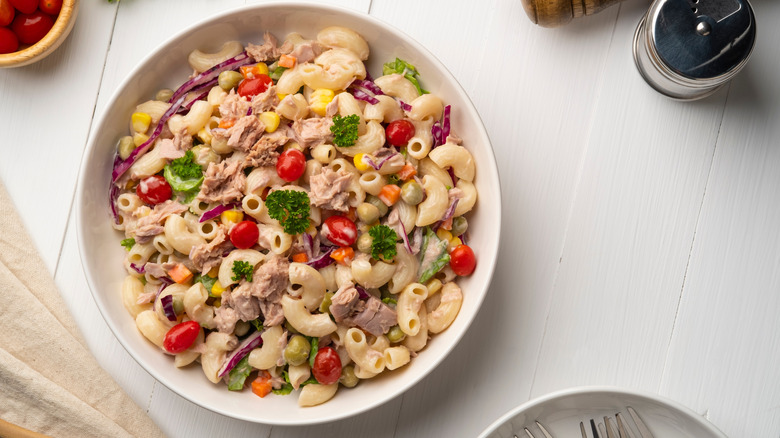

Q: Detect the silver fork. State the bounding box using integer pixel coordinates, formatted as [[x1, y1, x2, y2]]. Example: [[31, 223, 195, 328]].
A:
[[580, 407, 654, 438], [515, 421, 554, 438]]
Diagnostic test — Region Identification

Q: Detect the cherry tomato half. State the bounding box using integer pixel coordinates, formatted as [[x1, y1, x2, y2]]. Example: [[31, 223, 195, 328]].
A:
[[0, 27, 18, 54], [163, 321, 200, 354], [8, 0, 36, 14], [0, 0, 15, 27], [237, 74, 273, 99], [11, 11, 54, 45], [136, 175, 172, 205], [38, 0, 62, 15], [385, 119, 415, 147], [276, 148, 305, 182], [449, 244, 476, 276], [322, 215, 357, 247], [230, 220, 259, 249], [312, 346, 342, 385]]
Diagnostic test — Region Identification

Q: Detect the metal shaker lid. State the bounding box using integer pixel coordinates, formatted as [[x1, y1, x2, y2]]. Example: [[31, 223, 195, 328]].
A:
[[633, 0, 756, 100]]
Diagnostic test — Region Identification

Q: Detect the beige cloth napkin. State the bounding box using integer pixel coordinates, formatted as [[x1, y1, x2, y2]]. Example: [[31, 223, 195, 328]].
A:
[[0, 180, 165, 438]]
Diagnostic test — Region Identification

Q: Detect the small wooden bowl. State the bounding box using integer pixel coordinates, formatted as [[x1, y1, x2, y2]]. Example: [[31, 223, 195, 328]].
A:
[[0, 0, 79, 68]]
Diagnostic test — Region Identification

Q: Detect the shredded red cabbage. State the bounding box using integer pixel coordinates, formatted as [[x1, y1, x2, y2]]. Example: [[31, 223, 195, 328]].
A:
[[177, 78, 219, 113], [152, 278, 173, 311], [218, 330, 264, 377], [432, 122, 443, 147], [305, 245, 335, 269], [350, 87, 380, 105], [160, 294, 177, 322], [112, 94, 187, 182], [396, 207, 413, 254], [130, 263, 145, 274], [410, 227, 423, 255], [302, 233, 314, 260], [200, 203, 239, 223], [353, 79, 384, 96], [362, 150, 398, 171], [170, 52, 253, 104], [441, 105, 451, 140], [109, 182, 120, 225], [433, 198, 460, 231], [398, 100, 412, 112], [355, 285, 370, 300]]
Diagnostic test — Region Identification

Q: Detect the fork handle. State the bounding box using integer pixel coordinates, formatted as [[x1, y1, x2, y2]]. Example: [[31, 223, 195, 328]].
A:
[[520, 0, 624, 27]]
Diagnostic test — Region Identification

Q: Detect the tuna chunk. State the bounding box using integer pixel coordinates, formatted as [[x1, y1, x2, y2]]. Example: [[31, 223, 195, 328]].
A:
[[309, 167, 352, 212], [189, 225, 234, 272], [197, 159, 246, 204], [345, 296, 397, 337], [249, 256, 290, 326], [132, 200, 188, 244], [214, 282, 261, 333], [291, 117, 333, 150], [227, 116, 265, 152], [290, 40, 323, 64], [246, 130, 289, 168], [155, 128, 193, 160], [250, 85, 279, 114], [246, 32, 291, 62], [143, 261, 175, 278], [329, 284, 360, 322], [219, 89, 251, 120]]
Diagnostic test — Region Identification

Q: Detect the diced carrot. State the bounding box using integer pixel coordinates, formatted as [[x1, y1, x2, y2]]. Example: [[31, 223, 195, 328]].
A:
[[278, 54, 297, 69], [251, 370, 272, 398], [397, 163, 417, 181], [441, 216, 453, 231], [292, 253, 308, 263], [378, 184, 401, 206], [168, 263, 193, 284], [345, 206, 357, 222], [240, 64, 266, 78], [218, 118, 235, 129], [330, 247, 354, 265]]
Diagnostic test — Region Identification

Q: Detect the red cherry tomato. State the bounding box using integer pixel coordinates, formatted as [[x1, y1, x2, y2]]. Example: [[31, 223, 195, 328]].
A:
[[11, 11, 54, 45], [276, 148, 306, 182], [163, 321, 200, 354], [237, 74, 273, 99], [38, 0, 61, 15], [0, 27, 18, 53], [230, 220, 259, 249], [135, 175, 172, 205], [449, 244, 476, 276], [385, 119, 415, 147], [322, 215, 357, 247], [312, 346, 342, 385], [8, 0, 36, 14], [0, 0, 15, 27]]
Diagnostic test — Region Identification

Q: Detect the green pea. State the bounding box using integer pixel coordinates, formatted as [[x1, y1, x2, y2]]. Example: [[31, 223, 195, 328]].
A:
[[400, 181, 424, 205], [319, 292, 334, 314], [218, 71, 244, 91], [339, 365, 359, 388], [450, 216, 468, 237], [366, 195, 388, 217], [172, 296, 185, 316], [284, 334, 311, 366], [357, 233, 373, 254], [356, 202, 380, 224], [234, 320, 250, 337], [284, 320, 299, 335], [155, 88, 174, 102], [118, 136, 135, 160], [387, 325, 406, 343]]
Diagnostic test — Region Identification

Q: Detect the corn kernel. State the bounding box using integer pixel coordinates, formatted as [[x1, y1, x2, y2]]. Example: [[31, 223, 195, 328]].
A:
[[196, 127, 213, 145], [254, 63, 269, 76], [284, 141, 303, 152], [353, 153, 371, 172], [213, 299, 222, 308], [211, 281, 226, 297], [207, 267, 219, 278], [133, 132, 150, 147], [449, 236, 462, 252], [425, 278, 443, 296], [309, 89, 335, 117], [131, 112, 152, 134], [277, 93, 287, 101], [220, 210, 244, 226], [258, 111, 280, 133], [436, 228, 453, 243], [118, 136, 135, 160]]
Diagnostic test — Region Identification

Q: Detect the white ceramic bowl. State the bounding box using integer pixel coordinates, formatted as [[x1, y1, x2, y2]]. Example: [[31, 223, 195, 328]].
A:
[[77, 2, 500, 425], [478, 386, 727, 437]]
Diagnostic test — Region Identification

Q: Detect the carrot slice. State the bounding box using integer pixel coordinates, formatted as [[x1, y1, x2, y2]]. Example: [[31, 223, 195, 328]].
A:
[[167, 263, 193, 284], [378, 184, 401, 206], [278, 54, 297, 68], [251, 371, 272, 398], [397, 163, 417, 181], [330, 247, 355, 265], [292, 253, 308, 263]]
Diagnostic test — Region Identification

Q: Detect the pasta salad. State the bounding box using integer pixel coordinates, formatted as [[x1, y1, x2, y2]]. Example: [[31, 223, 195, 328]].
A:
[[109, 26, 478, 407]]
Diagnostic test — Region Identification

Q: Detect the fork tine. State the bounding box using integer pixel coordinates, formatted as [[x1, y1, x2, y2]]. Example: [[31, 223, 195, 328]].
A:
[[580, 422, 588, 438], [615, 413, 632, 438], [590, 419, 600, 438], [535, 421, 554, 438], [627, 407, 654, 438], [604, 416, 618, 438], [523, 427, 535, 438]]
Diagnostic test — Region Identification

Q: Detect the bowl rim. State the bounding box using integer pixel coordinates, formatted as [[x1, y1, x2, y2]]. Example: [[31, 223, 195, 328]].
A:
[[76, 0, 501, 425], [477, 385, 728, 438], [0, 0, 79, 68]]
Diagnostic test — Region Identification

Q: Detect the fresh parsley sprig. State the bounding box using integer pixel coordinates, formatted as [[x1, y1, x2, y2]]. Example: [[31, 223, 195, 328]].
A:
[[163, 150, 204, 202], [231, 261, 254, 282], [265, 189, 311, 235], [120, 238, 135, 251], [369, 225, 398, 261], [382, 58, 428, 95], [330, 114, 360, 147]]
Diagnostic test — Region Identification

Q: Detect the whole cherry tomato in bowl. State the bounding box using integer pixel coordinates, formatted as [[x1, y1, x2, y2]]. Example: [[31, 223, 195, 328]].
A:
[[12, 11, 54, 45], [38, 0, 61, 15], [0, 27, 18, 54], [230, 220, 259, 249], [322, 215, 357, 247], [0, 0, 15, 27], [8, 0, 36, 14], [136, 175, 172, 205], [312, 346, 342, 385], [385, 119, 415, 147], [276, 148, 305, 182]]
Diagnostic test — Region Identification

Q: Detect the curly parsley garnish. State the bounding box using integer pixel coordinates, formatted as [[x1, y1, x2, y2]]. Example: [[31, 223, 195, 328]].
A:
[[265, 189, 311, 235], [369, 225, 398, 261], [231, 261, 254, 282], [120, 238, 135, 251], [383, 58, 428, 95], [330, 114, 360, 147], [163, 150, 204, 200]]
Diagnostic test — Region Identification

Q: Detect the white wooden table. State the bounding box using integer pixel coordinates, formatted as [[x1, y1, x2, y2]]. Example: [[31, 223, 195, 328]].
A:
[[2, 0, 779, 436]]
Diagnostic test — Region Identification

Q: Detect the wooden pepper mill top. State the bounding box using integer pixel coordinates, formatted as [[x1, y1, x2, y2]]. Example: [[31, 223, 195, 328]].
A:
[[520, 0, 623, 27]]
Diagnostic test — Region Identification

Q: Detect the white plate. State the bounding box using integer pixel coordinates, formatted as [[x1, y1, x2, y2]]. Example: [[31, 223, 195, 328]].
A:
[[479, 386, 727, 437], [76, 1, 500, 426]]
